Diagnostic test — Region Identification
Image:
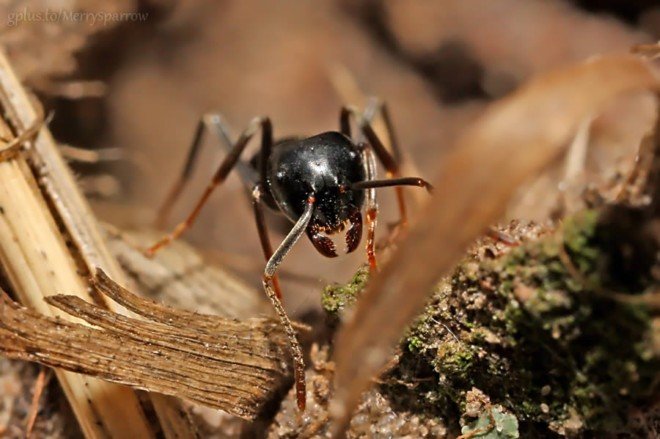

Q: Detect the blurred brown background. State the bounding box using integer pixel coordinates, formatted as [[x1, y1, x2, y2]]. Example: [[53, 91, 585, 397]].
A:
[[2, 0, 658, 314]]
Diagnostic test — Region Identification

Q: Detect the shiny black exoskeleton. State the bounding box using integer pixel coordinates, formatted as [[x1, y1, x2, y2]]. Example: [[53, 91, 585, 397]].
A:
[[264, 132, 366, 257]]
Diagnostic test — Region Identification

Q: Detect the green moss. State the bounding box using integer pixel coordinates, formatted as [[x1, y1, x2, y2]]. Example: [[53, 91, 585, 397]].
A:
[[321, 265, 370, 316], [407, 335, 425, 352], [382, 209, 658, 436]]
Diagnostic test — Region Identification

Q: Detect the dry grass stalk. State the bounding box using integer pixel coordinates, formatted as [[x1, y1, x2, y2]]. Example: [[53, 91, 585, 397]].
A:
[[0, 61, 155, 439], [0, 270, 289, 419], [0, 51, 197, 437], [330, 54, 660, 435]]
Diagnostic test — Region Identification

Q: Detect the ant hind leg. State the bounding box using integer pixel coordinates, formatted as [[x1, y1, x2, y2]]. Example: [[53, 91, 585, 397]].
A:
[[146, 116, 271, 256]]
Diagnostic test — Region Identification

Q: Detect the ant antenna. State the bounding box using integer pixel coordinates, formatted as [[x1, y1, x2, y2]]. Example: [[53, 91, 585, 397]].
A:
[[262, 196, 315, 411], [351, 177, 433, 193]]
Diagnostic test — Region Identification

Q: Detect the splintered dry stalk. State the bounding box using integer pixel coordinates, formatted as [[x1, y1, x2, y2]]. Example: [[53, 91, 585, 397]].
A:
[[0, 118, 153, 438], [330, 54, 660, 436], [0, 270, 289, 419], [0, 52, 195, 437]]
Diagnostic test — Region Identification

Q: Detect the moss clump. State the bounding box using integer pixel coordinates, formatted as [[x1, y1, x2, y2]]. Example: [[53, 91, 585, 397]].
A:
[[321, 265, 370, 317], [384, 210, 658, 436]]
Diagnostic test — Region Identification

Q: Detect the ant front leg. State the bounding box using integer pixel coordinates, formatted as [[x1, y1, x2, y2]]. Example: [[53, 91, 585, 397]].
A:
[[358, 141, 379, 271], [342, 102, 434, 269], [263, 196, 316, 412], [146, 116, 272, 256], [342, 109, 380, 270]]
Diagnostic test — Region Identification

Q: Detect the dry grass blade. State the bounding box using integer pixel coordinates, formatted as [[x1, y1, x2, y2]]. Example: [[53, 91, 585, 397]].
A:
[[0, 271, 289, 420], [0, 50, 198, 438], [330, 54, 660, 434]]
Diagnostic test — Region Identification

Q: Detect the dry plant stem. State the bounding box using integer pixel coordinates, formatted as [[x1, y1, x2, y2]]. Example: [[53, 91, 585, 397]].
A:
[[0, 53, 123, 280], [0, 128, 152, 438], [330, 54, 660, 436], [0, 52, 194, 438], [0, 270, 289, 419]]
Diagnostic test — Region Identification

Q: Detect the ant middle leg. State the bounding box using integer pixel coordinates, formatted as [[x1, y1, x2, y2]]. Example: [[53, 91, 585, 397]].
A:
[[146, 116, 272, 256]]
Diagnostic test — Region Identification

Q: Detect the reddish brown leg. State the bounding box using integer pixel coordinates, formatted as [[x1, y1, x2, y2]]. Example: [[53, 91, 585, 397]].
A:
[[155, 114, 230, 227], [252, 185, 283, 300], [341, 103, 422, 271], [146, 116, 272, 256], [362, 142, 379, 271], [360, 101, 408, 227], [341, 113, 381, 270]]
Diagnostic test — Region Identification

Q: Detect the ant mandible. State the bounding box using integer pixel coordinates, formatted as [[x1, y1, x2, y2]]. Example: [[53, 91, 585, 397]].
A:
[[145, 99, 432, 411]]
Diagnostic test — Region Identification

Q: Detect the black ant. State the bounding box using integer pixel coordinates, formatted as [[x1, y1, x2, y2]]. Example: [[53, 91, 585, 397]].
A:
[[145, 99, 432, 411]]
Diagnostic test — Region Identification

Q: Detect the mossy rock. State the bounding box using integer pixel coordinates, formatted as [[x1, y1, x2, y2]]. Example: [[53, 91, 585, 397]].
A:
[[380, 210, 659, 436]]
